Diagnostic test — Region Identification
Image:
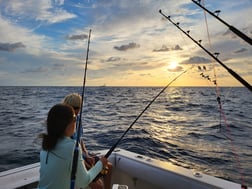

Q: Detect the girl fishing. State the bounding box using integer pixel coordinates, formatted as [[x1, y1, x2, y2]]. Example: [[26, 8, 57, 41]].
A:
[[38, 104, 108, 189]]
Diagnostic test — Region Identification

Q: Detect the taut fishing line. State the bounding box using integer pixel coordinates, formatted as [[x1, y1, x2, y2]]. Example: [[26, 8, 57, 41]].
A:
[[200, 0, 223, 132], [192, 0, 252, 46], [199, 1, 246, 186], [160, 5, 249, 187], [104, 66, 193, 159], [159, 10, 252, 93], [93, 67, 193, 181]]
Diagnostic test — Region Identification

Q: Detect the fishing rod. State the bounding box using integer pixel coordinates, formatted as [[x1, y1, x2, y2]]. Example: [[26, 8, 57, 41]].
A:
[[159, 10, 252, 93], [70, 29, 91, 189], [192, 0, 252, 46], [104, 67, 192, 158]]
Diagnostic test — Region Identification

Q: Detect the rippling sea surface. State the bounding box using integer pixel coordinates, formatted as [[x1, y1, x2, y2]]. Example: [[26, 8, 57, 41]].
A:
[[0, 86, 251, 186]]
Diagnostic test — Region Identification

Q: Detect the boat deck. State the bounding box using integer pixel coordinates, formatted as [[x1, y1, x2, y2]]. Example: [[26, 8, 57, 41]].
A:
[[0, 149, 250, 189]]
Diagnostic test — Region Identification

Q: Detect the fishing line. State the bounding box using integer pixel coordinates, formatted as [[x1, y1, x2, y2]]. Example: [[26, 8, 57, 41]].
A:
[[201, 0, 219, 89], [201, 0, 223, 131], [104, 66, 193, 159], [159, 10, 252, 93], [70, 29, 91, 189], [220, 110, 246, 186], [200, 1, 236, 143], [192, 0, 252, 46], [160, 7, 248, 187], [199, 1, 246, 186]]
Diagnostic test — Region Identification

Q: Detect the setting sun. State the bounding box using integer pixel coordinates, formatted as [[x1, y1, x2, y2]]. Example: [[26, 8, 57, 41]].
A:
[[168, 61, 178, 70]]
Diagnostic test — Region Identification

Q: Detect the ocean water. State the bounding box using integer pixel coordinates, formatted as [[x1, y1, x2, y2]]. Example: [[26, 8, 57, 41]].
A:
[[0, 86, 251, 186]]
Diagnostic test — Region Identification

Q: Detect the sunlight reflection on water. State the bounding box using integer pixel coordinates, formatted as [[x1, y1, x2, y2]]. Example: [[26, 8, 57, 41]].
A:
[[0, 86, 251, 185]]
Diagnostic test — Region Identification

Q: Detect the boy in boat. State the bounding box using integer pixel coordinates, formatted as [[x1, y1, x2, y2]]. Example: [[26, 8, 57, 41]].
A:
[[39, 104, 108, 189], [63, 93, 112, 189]]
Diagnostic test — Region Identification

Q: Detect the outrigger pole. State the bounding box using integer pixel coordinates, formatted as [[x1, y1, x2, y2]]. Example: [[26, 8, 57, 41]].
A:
[[70, 29, 91, 189], [159, 10, 252, 93], [191, 0, 252, 46], [104, 67, 192, 158]]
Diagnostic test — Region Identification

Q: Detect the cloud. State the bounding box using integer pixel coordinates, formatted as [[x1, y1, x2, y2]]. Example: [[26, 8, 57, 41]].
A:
[[172, 45, 183, 50], [222, 25, 252, 41], [54, 0, 64, 6], [39, 9, 76, 24], [140, 73, 152, 77], [222, 29, 237, 39], [21, 62, 66, 74], [0, 0, 251, 86], [234, 48, 248, 54], [66, 34, 88, 40], [0, 42, 25, 52], [22, 66, 49, 73], [106, 57, 121, 62], [114, 42, 140, 51], [1, 0, 76, 24], [181, 56, 212, 64], [153, 44, 183, 52], [153, 45, 169, 52], [167, 65, 184, 72], [0, 15, 49, 56]]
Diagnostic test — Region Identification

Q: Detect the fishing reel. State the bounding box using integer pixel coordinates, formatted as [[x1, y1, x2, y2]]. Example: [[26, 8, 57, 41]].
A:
[[92, 156, 110, 181], [93, 166, 109, 182], [100, 165, 109, 175], [93, 156, 109, 176]]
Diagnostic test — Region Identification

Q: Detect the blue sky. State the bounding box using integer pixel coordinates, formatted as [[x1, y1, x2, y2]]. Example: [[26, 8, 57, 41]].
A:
[[0, 0, 251, 86]]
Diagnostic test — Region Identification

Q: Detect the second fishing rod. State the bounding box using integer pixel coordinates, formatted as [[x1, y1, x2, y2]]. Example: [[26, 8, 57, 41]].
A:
[[159, 10, 252, 93], [104, 66, 192, 159], [191, 0, 252, 46], [91, 68, 191, 183]]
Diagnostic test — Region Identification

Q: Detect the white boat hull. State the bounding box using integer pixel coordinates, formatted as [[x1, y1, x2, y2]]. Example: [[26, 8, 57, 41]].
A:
[[0, 148, 250, 189]]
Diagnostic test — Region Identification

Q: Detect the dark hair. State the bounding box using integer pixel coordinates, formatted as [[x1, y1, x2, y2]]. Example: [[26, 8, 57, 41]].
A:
[[42, 104, 74, 151]]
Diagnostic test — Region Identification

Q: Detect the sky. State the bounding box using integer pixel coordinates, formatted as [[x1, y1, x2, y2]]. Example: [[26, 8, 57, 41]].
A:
[[0, 0, 251, 87]]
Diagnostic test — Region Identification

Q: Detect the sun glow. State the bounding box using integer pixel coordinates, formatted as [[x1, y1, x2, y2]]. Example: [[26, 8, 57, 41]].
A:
[[168, 61, 178, 70]]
